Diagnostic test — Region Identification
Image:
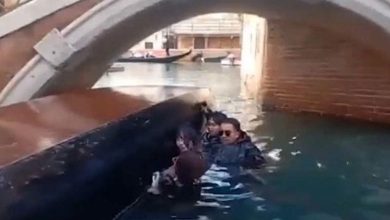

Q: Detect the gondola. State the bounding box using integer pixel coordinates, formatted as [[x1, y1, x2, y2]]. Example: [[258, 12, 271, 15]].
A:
[[0, 86, 210, 220], [221, 58, 241, 66], [204, 56, 226, 63], [117, 49, 192, 63], [191, 53, 226, 63]]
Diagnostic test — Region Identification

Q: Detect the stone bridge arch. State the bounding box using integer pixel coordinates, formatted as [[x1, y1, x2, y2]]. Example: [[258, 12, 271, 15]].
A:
[[1, 0, 390, 122]]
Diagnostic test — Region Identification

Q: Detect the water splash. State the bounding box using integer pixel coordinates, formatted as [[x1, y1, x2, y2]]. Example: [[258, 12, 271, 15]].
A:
[[195, 201, 230, 209], [291, 151, 302, 156], [268, 149, 282, 161]]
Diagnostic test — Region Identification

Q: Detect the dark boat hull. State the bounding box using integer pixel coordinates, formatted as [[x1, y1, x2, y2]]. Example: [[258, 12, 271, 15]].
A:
[[191, 54, 226, 63], [0, 86, 210, 220], [117, 50, 192, 63], [204, 56, 226, 63]]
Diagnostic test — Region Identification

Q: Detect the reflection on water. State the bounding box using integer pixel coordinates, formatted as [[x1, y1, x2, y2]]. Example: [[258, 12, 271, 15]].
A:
[[96, 63, 390, 220]]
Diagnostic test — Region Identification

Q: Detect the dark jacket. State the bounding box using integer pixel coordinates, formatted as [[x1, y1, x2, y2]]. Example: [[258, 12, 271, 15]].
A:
[[214, 132, 265, 169], [201, 132, 221, 165], [201, 132, 221, 147]]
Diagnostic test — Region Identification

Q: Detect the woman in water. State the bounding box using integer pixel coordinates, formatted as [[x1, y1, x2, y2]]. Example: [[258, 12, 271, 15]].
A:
[[148, 125, 207, 198], [201, 111, 227, 165]]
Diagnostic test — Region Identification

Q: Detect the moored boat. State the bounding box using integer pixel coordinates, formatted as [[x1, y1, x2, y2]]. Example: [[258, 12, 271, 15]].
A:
[[191, 53, 226, 63], [221, 58, 241, 66], [117, 50, 192, 63]]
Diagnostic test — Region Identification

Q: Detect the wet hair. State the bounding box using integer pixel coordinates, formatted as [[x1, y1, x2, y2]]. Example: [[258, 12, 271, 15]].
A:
[[175, 151, 207, 185], [208, 111, 227, 125], [177, 124, 200, 151], [221, 118, 241, 132]]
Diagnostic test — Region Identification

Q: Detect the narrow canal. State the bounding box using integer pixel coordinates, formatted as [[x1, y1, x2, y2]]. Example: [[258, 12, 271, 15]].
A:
[[95, 63, 390, 220]]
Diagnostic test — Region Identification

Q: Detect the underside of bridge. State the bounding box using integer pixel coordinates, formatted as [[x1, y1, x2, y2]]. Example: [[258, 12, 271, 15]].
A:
[[0, 0, 390, 123]]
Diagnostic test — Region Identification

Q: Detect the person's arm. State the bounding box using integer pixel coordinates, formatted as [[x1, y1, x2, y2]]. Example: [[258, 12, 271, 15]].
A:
[[161, 164, 177, 186], [242, 143, 266, 168]]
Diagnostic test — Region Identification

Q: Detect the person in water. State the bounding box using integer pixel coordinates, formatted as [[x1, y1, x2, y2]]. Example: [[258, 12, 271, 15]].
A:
[[201, 111, 227, 163], [214, 118, 265, 168], [148, 125, 207, 197]]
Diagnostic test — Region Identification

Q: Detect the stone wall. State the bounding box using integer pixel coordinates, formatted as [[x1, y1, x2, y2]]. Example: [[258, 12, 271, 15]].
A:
[[240, 14, 266, 98], [177, 36, 193, 49], [177, 35, 240, 49], [207, 36, 240, 48]]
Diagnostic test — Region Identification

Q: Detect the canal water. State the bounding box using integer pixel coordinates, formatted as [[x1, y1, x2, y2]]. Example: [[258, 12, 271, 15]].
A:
[[95, 63, 390, 220]]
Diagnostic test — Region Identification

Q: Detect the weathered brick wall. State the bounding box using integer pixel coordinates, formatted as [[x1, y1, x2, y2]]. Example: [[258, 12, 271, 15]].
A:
[[262, 20, 390, 123]]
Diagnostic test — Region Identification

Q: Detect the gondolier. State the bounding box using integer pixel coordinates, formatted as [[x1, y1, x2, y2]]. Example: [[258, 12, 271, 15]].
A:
[[164, 35, 170, 56]]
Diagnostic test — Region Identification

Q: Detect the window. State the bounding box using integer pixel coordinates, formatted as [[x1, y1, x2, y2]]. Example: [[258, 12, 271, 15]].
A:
[[194, 37, 206, 49], [145, 42, 154, 49]]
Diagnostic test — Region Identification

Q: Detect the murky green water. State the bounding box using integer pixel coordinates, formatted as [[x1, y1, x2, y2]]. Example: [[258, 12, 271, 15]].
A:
[[96, 63, 390, 220]]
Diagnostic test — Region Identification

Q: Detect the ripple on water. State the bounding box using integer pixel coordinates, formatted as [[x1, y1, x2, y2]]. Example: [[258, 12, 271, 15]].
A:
[[201, 192, 254, 202], [357, 210, 390, 220], [362, 185, 390, 205], [299, 213, 342, 220], [195, 201, 230, 209]]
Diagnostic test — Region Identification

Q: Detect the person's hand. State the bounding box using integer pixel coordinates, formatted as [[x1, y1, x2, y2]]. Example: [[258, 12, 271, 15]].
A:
[[162, 175, 174, 185]]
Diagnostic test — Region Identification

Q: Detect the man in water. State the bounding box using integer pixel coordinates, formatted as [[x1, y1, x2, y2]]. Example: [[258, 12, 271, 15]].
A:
[[214, 118, 265, 168]]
